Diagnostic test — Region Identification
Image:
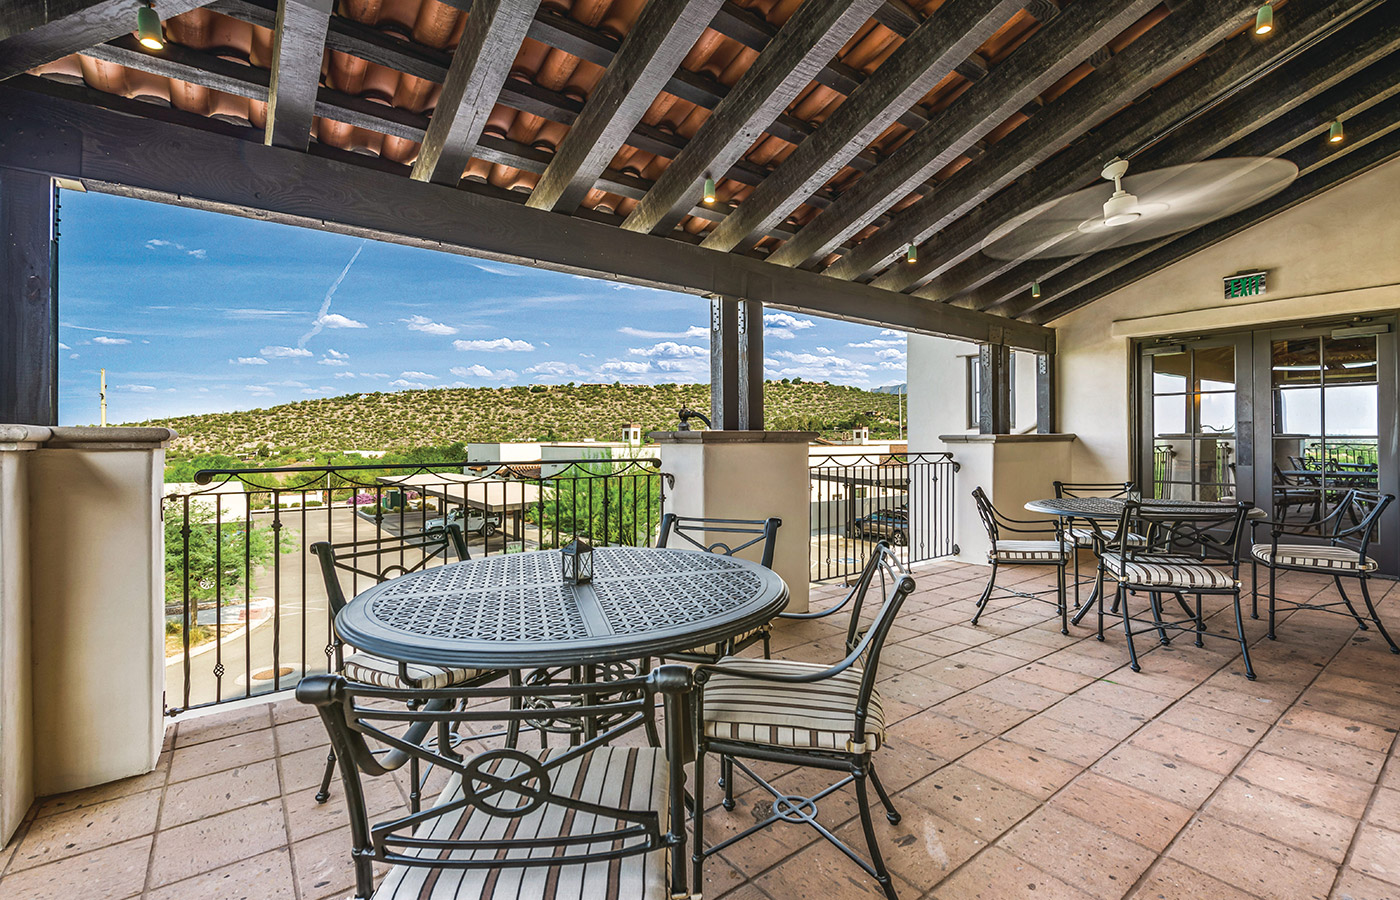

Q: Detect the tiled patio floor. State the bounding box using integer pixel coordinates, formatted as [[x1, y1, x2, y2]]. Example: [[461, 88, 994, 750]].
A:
[[4, 560, 1400, 900]]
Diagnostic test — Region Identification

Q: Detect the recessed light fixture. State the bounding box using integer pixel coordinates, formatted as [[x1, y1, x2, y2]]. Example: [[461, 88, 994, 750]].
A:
[[137, 1, 164, 50], [1328, 119, 1345, 144], [906, 243, 917, 264], [702, 177, 717, 204], [1031, 281, 1041, 299], [1254, 2, 1273, 35]]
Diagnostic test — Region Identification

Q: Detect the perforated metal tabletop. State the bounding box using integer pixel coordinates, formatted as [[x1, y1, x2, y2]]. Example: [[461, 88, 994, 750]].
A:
[[335, 547, 789, 669]]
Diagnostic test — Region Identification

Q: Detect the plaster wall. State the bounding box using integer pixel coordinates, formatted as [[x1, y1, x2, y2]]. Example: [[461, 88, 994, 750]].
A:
[[1051, 155, 1400, 483], [0, 446, 34, 842]]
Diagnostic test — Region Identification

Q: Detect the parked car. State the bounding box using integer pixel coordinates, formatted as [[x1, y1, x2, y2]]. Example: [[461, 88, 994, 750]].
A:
[[849, 508, 908, 545], [425, 507, 501, 537]]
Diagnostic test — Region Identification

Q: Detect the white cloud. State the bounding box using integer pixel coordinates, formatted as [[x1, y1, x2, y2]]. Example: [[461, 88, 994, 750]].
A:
[[389, 379, 433, 389], [617, 325, 708, 339], [400, 370, 437, 380], [58, 342, 70, 350], [325, 348, 349, 359], [600, 360, 651, 375], [145, 238, 207, 259], [403, 315, 458, 336], [469, 261, 526, 277], [145, 239, 177, 249], [93, 336, 130, 345], [245, 385, 275, 396], [262, 346, 313, 358], [187, 249, 207, 260], [769, 350, 873, 381], [880, 329, 904, 336], [627, 342, 707, 359], [115, 384, 156, 392], [317, 358, 350, 367], [334, 371, 357, 379], [231, 357, 269, 366], [222, 308, 301, 320], [267, 380, 308, 388], [454, 338, 536, 352], [317, 313, 367, 329], [763, 313, 817, 340], [525, 361, 587, 378], [450, 365, 517, 380], [875, 348, 906, 361], [847, 338, 905, 349], [817, 346, 834, 354], [361, 372, 390, 378]]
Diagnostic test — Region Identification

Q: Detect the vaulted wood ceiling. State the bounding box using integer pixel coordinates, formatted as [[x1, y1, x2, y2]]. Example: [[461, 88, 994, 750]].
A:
[[2, 0, 1397, 343]]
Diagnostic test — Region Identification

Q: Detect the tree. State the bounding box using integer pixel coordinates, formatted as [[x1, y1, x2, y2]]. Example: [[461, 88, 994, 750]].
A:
[[531, 462, 664, 548], [164, 502, 290, 607]]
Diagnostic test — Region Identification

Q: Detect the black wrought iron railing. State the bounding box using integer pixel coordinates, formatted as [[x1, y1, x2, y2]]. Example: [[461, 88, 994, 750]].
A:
[[162, 456, 666, 716], [808, 451, 958, 583]]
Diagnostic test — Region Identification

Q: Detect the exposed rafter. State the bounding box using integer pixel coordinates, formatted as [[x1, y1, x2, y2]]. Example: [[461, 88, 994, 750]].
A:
[[762, 0, 1152, 270], [698, 0, 1021, 253], [620, 0, 883, 236], [526, 0, 724, 214], [264, 0, 332, 151], [411, 0, 541, 185], [0, 0, 208, 80]]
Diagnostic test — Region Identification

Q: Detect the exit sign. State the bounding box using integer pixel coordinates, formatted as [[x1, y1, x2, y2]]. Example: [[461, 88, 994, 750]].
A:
[[1223, 271, 1267, 299]]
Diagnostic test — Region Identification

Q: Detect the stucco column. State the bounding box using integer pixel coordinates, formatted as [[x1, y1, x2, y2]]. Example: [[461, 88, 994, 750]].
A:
[[651, 431, 814, 613], [939, 433, 1076, 564], [26, 426, 174, 796]]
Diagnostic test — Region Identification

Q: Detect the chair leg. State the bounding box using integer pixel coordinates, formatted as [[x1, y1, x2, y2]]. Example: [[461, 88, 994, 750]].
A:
[[692, 748, 707, 893], [1358, 577, 1400, 654], [409, 756, 422, 814], [1072, 543, 1082, 611], [315, 748, 336, 804], [1097, 577, 1105, 641], [1057, 561, 1068, 635], [854, 768, 899, 900], [1119, 585, 1141, 673], [1231, 591, 1257, 680], [1195, 593, 1204, 648], [971, 562, 997, 626], [1251, 556, 1259, 619], [720, 755, 736, 811], [1267, 564, 1278, 641], [1333, 576, 1371, 632], [762, 630, 772, 660], [868, 762, 901, 825], [1147, 591, 1171, 646]]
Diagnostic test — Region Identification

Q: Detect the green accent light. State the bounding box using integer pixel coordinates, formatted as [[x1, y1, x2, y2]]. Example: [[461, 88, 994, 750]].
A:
[[137, 3, 164, 49], [1254, 3, 1273, 35], [905, 243, 917, 264], [1328, 119, 1344, 144], [702, 177, 716, 204], [1031, 281, 1041, 299]]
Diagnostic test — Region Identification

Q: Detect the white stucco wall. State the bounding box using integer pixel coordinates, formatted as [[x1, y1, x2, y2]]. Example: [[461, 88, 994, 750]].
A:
[[1051, 155, 1400, 483], [0, 443, 35, 842], [908, 335, 977, 451]]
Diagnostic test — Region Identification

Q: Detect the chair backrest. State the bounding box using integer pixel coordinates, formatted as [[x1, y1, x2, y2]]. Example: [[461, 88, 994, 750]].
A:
[[310, 523, 470, 618], [1113, 500, 1250, 566], [656, 513, 781, 568], [972, 487, 1060, 544], [1324, 490, 1394, 556], [1054, 481, 1136, 499], [297, 665, 693, 900]]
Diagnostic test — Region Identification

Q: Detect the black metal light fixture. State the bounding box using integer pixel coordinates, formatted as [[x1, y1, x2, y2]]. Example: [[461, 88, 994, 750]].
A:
[[137, 1, 164, 50], [561, 537, 594, 584]]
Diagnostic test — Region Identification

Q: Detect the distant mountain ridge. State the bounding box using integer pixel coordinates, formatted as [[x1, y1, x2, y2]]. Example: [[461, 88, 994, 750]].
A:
[[134, 381, 904, 458]]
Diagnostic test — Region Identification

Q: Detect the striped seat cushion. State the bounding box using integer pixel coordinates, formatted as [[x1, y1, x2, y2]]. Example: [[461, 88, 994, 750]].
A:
[[1068, 527, 1147, 548], [343, 652, 487, 691], [702, 657, 884, 752], [372, 746, 670, 900], [1252, 544, 1378, 572], [1100, 553, 1237, 589], [991, 540, 1069, 562], [680, 624, 771, 659]]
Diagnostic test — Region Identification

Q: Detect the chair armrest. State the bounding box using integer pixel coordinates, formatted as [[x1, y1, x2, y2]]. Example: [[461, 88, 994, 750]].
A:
[[695, 656, 858, 686]]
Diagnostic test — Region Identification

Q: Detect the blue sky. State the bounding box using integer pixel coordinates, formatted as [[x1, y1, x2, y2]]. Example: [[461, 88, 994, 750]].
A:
[[56, 190, 906, 425]]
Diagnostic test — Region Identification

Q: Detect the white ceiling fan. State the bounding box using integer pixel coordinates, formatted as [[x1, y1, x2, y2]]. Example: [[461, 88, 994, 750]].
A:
[[979, 155, 1299, 262]]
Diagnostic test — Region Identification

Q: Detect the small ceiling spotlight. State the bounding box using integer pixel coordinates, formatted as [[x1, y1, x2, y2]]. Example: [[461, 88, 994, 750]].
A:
[[906, 243, 917, 264], [702, 177, 717, 204], [1328, 118, 1345, 144], [137, 1, 164, 50], [1254, 2, 1273, 36], [1031, 281, 1041, 299]]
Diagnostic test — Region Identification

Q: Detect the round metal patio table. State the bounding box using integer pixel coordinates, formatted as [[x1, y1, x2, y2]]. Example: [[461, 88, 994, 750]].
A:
[[334, 546, 789, 670]]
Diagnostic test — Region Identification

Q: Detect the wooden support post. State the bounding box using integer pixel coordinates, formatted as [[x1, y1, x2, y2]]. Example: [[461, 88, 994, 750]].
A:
[[978, 339, 1011, 435], [0, 168, 57, 425], [710, 296, 739, 431], [1036, 351, 1056, 434], [737, 298, 764, 430]]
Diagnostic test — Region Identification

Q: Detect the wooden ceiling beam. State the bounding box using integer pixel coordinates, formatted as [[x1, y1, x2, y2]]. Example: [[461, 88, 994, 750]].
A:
[[1027, 99, 1400, 325], [763, 0, 1146, 270], [620, 0, 883, 236], [847, 0, 1357, 293], [411, 0, 541, 185], [526, 0, 725, 213], [0, 84, 1054, 351], [0, 0, 208, 80], [698, 0, 1020, 253], [264, 0, 331, 151]]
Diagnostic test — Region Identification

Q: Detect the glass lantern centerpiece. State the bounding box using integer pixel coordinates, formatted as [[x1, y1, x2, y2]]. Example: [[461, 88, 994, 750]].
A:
[[560, 537, 594, 585]]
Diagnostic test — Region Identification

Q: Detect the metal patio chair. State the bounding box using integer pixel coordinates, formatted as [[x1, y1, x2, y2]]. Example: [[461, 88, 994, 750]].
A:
[[1053, 481, 1139, 610], [1251, 490, 1398, 653], [656, 513, 782, 662], [309, 524, 502, 806], [692, 543, 916, 900], [296, 664, 693, 900], [1100, 500, 1256, 678], [971, 487, 1070, 634]]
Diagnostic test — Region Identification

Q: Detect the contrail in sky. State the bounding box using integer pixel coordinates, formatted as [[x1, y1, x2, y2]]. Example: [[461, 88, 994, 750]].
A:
[[298, 242, 365, 347]]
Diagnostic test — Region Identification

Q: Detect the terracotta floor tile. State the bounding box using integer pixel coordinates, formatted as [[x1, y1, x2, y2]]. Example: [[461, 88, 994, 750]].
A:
[[887, 711, 993, 764], [160, 759, 281, 828], [1153, 701, 1270, 747], [1277, 706, 1397, 754], [1255, 727, 1387, 784], [144, 848, 296, 900], [1169, 816, 1337, 900], [31, 753, 170, 820], [965, 675, 1066, 713], [1127, 858, 1263, 900], [147, 799, 288, 886], [1311, 673, 1400, 707], [1037, 650, 1128, 680], [932, 693, 1034, 736], [270, 697, 318, 725], [877, 670, 963, 711], [931, 625, 1000, 648], [1234, 752, 1374, 818], [999, 805, 1157, 900], [899, 763, 1041, 842], [272, 714, 332, 755], [929, 845, 1096, 900], [1332, 867, 1400, 900], [290, 825, 390, 900], [1183, 682, 1291, 725], [958, 739, 1082, 801], [173, 702, 274, 748], [10, 788, 161, 871], [1001, 714, 1121, 767], [167, 727, 278, 784], [916, 661, 1001, 692], [1091, 746, 1224, 808], [1364, 787, 1400, 833], [831, 804, 986, 893], [751, 832, 919, 899], [0, 836, 152, 900], [1295, 690, 1400, 730], [1346, 825, 1400, 887], [1128, 720, 1252, 775], [1041, 695, 1150, 741], [278, 744, 336, 793], [284, 774, 405, 842], [898, 633, 978, 659], [1049, 772, 1194, 853], [1206, 776, 1359, 863]]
